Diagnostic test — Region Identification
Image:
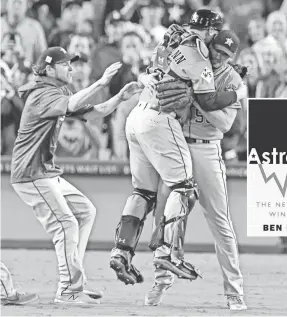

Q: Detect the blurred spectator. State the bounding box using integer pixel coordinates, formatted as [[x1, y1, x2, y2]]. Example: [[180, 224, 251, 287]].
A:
[[139, 0, 167, 44], [109, 31, 148, 159], [67, 53, 91, 92], [47, 0, 82, 49], [1, 0, 47, 64], [1, 66, 25, 155], [255, 63, 281, 98], [253, 11, 287, 68], [246, 17, 266, 46], [31, 0, 57, 38], [237, 47, 260, 98], [67, 33, 95, 59], [102, 0, 141, 28], [109, 31, 147, 96], [1, 32, 29, 69], [0, 28, 30, 155], [250, 11, 287, 98], [77, 19, 94, 37], [274, 62, 287, 97], [265, 10, 287, 54], [90, 11, 125, 82]]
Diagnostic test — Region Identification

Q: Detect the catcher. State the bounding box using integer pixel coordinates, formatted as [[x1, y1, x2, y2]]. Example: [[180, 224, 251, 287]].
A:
[[109, 9, 247, 286], [145, 30, 248, 311]]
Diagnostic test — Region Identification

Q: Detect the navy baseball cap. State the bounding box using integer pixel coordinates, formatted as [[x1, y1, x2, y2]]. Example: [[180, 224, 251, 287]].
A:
[[35, 47, 79, 70], [212, 30, 240, 57]]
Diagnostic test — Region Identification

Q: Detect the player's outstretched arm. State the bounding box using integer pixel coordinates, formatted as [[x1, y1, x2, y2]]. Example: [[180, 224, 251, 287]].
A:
[[157, 79, 247, 113], [196, 82, 247, 112], [67, 62, 122, 113], [82, 81, 143, 120]]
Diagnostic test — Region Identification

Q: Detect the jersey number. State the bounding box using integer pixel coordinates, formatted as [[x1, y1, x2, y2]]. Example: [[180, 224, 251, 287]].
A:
[[195, 109, 210, 124]]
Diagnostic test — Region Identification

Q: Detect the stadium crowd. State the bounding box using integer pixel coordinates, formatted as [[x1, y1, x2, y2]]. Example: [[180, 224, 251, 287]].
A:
[[1, 0, 287, 162]]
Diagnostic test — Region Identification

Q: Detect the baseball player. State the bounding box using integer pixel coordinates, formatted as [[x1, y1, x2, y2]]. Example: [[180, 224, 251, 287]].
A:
[[1, 262, 39, 305], [145, 30, 247, 311], [10, 47, 143, 305], [109, 10, 247, 286]]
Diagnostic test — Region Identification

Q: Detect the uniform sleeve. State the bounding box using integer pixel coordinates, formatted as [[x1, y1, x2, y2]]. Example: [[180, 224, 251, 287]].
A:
[[38, 88, 70, 119], [170, 44, 215, 94], [195, 67, 243, 112], [184, 60, 215, 94], [226, 69, 243, 109]]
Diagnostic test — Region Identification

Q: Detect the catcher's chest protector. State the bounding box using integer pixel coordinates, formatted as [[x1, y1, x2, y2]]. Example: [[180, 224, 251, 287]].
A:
[[153, 32, 209, 82]]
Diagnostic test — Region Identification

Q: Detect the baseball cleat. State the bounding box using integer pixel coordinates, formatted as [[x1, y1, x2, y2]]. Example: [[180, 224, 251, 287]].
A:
[[1, 291, 39, 306], [83, 289, 103, 300], [110, 256, 144, 285], [227, 295, 247, 310], [144, 283, 170, 306], [54, 292, 100, 305], [83, 275, 103, 299], [154, 256, 202, 281]]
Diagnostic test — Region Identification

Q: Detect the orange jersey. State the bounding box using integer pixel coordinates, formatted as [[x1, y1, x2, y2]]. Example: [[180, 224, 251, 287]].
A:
[[183, 64, 242, 140]]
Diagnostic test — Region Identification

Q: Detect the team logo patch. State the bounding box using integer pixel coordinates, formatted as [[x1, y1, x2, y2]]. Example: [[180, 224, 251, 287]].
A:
[[158, 56, 164, 64], [200, 67, 213, 83], [45, 56, 52, 63], [225, 37, 233, 47]]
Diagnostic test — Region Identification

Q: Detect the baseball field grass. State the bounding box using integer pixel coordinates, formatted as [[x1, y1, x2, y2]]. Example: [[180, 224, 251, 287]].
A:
[[1, 249, 287, 316]]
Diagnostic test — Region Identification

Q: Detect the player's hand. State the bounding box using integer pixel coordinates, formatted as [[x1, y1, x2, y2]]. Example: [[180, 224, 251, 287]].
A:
[[156, 79, 194, 111], [229, 62, 248, 79], [235, 82, 248, 101], [117, 81, 144, 101], [98, 62, 122, 86], [138, 72, 159, 88], [138, 72, 160, 97]]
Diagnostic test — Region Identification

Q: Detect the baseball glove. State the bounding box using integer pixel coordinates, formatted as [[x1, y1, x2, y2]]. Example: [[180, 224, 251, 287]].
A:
[[156, 79, 194, 112], [229, 62, 248, 79]]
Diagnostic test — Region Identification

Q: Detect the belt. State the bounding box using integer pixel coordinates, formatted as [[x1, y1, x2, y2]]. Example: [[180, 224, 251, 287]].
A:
[[185, 137, 220, 144], [138, 101, 178, 119]]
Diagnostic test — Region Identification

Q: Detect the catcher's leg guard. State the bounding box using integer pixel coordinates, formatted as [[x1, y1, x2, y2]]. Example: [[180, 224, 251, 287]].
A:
[[152, 179, 202, 281], [110, 188, 156, 285]]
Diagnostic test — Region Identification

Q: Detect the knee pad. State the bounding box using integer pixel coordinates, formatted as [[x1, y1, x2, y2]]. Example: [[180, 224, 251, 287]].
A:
[[115, 188, 157, 254], [170, 178, 198, 214], [122, 188, 157, 219], [133, 188, 157, 215]]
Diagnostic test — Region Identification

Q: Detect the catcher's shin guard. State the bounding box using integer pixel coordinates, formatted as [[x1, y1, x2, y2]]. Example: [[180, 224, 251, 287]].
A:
[[110, 188, 156, 284], [173, 183, 198, 259], [149, 179, 198, 253], [151, 179, 201, 280]]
